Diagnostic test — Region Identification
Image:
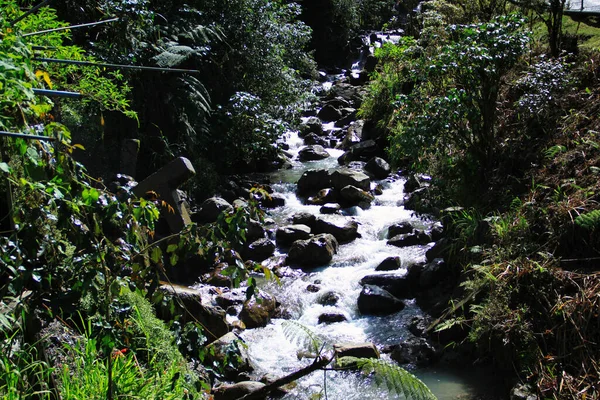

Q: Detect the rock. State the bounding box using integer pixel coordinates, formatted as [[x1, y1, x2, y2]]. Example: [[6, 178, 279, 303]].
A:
[[308, 188, 337, 205], [275, 224, 312, 246], [316, 290, 341, 306], [389, 337, 438, 367], [375, 256, 401, 271], [408, 316, 431, 338], [420, 258, 447, 289], [333, 342, 380, 359], [304, 132, 329, 147], [339, 121, 364, 150], [213, 381, 266, 400], [196, 197, 233, 223], [243, 238, 275, 262], [335, 108, 358, 128], [205, 333, 252, 380], [299, 117, 323, 136], [318, 104, 343, 122], [297, 169, 331, 196], [338, 140, 380, 164], [246, 219, 266, 242], [318, 312, 348, 324], [298, 145, 330, 161], [306, 284, 321, 293], [327, 83, 362, 108], [313, 218, 359, 243], [360, 274, 414, 299], [429, 221, 444, 241], [215, 294, 243, 309], [364, 157, 391, 179], [387, 222, 414, 238], [320, 203, 341, 214], [287, 234, 339, 268], [290, 212, 317, 227], [510, 384, 537, 400], [365, 54, 377, 72], [339, 185, 374, 208], [357, 284, 405, 315], [426, 237, 450, 262], [330, 169, 371, 191], [239, 292, 277, 329], [387, 233, 421, 247], [260, 193, 286, 209], [404, 174, 425, 193], [158, 284, 229, 341], [324, 97, 352, 109], [349, 70, 369, 86]]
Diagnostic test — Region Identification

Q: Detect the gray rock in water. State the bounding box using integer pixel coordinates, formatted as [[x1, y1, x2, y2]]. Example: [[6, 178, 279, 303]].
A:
[[510, 384, 537, 400], [318, 104, 343, 122], [333, 342, 380, 359], [239, 292, 277, 329], [316, 290, 341, 306], [339, 185, 374, 208], [419, 258, 447, 289], [330, 168, 371, 191], [360, 273, 414, 299], [276, 224, 312, 246], [375, 256, 401, 271], [246, 219, 266, 242], [299, 116, 323, 137], [387, 233, 421, 248], [339, 121, 365, 150], [287, 233, 339, 268], [364, 157, 391, 179], [290, 212, 317, 228], [298, 145, 330, 161], [313, 218, 359, 243], [387, 222, 414, 238], [318, 312, 348, 324], [304, 132, 329, 147], [308, 188, 337, 205], [213, 381, 266, 400], [297, 169, 332, 196], [196, 197, 233, 223], [389, 337, 438, 367], [338, 140, 380, 164], [357, 284, 405, 315], [320, 203, 342, 214], [243, 238, 275, 262]]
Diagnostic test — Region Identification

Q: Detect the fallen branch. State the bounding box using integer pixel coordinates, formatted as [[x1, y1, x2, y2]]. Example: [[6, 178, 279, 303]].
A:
[[239, 354, 333, 400]]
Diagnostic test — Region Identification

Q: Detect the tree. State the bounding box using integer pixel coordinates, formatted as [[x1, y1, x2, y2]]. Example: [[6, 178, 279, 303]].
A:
[[510, 0, 567, 57]]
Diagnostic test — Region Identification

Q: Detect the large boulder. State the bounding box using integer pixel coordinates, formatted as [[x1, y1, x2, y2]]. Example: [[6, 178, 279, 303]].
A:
[[357, 285, 405, 315], [299, 117, 323, 137], [317, 104, 343, 122], [335, 108, 358, 128], [158, 285, 229, 341], [320, 203, 342, 214], [360, 274, 415, 299], [243, 238, 275, 262], [275, 224, 312, 246], [330, 169, 370, 192], [195, 197, 233, 223], [239, 291, 277, 329], [389, 337, 438, 367], [327, 83, 362, 108], [419, 258, 447, 289], [307, 188, 337, 205], [313, 218, 359, 243], [339, 121, 364, 150], [304, 132, 329, 147], [333, 342, 380, 359], [338, 140, 380, 164], [318, 312, 348, 324], [290, 212, 317, 227], [364, 157, 391, 179], [297, 169, 331, 196], [387, 233, 421, 248], [339, 185, 374, 208], [387, 222, 414, 238], [246, 219, 266, 242], [213, 381, 266, 400], [287, 234, 339, 268], [205, 332, 252, 380], [298, 145, 330, 161], [375, 256, 401, 271]]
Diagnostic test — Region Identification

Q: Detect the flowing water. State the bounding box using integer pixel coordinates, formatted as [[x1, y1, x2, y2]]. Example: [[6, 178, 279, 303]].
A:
[[238, 130, 501, 399]]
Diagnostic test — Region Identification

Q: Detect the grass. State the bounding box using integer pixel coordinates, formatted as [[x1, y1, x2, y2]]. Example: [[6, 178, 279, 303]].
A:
[[563, 15, 600, 50]]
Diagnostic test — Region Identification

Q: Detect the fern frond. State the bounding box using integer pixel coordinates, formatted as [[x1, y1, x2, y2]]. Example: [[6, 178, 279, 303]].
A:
[[281, 321, 323, 355], [575, 210, 600, 231], [337, 357, 437, 400]]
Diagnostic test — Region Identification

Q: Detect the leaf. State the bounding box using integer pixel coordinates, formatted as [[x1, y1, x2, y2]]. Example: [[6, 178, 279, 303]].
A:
[[35, 70, 53, 89], [151, 247, 162, 264], [0, 162, 10, 173], [167, 244, 178, 253]]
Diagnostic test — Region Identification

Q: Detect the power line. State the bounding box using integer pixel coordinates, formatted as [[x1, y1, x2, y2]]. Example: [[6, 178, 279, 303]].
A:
[[34, 57, 201, 74], [23, 17, 119, 37]]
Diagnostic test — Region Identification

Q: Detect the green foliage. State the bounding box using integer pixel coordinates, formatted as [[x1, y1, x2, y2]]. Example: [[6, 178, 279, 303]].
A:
[[575, 210, 600, 231], [281, 320, 324, 357], [337, 357, 437, 400]]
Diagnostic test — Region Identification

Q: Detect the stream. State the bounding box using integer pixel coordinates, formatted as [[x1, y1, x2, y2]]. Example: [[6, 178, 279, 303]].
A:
[[214, 32, 503, 399]]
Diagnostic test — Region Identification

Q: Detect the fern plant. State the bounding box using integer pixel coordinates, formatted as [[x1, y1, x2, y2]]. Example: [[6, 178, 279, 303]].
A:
[[280, 321, 437, 400], [575, 210, 600, 231]]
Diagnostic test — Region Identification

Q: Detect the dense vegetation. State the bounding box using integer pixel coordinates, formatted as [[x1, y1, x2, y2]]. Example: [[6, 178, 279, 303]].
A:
[[360, 0, 600, 397], [3, 0, 600, 398]]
